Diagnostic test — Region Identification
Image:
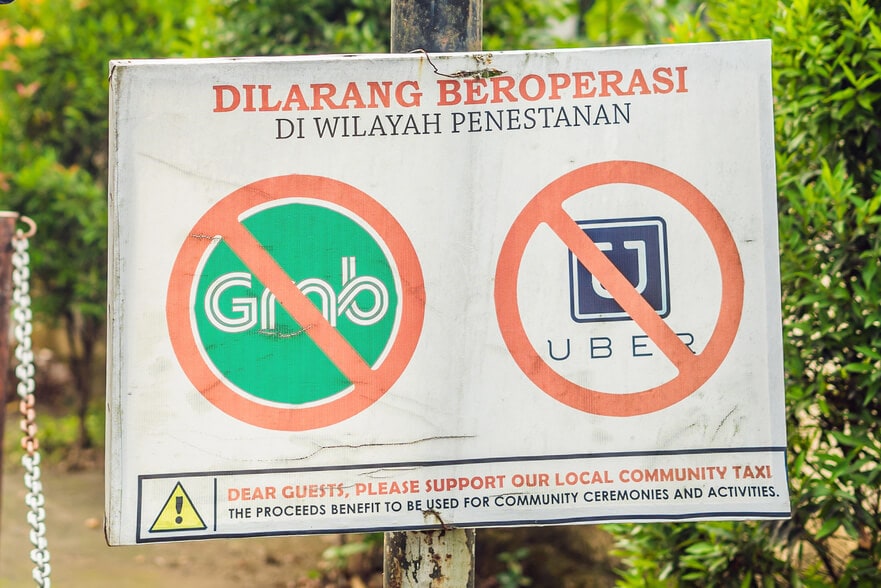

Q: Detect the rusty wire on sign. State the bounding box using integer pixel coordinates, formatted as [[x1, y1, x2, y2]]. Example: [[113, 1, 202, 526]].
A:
[[410, 48, 505, 79], [12, 217, 52, 587]]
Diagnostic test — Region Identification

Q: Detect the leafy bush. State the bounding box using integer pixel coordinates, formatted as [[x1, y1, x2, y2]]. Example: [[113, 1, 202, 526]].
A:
[[215, 0, 390, 55], [610, 0, 881, 585], [215, 0, 574, 54], [573, 0, 699, 47], [0, 0, 217, 449]]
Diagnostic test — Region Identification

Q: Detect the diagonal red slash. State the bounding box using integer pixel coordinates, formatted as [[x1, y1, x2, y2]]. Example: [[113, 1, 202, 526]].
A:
[[219, 217, 374, 385], [167, 174, 425, 430], [495, 160, 744, 417], [545, 204, 694, 370]]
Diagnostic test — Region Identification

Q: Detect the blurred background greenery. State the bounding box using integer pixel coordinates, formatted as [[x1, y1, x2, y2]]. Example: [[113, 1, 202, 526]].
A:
[[1, 0, 880, 585]]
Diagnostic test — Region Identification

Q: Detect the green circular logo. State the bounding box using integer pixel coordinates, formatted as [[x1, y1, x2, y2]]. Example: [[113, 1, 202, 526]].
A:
[[193, 201, 399, 405]]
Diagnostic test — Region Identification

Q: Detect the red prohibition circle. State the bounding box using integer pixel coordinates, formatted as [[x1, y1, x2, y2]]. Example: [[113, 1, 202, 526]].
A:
[[495, 161, 744, 417], [167, 174, 425, 430]]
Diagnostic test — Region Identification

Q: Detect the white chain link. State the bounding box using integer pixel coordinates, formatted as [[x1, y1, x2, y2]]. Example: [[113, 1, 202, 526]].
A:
[[12, 231, 52, 588]]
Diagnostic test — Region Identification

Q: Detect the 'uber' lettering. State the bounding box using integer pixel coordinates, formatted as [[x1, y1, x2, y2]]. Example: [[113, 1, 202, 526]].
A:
[[547, 332, 695, 360]]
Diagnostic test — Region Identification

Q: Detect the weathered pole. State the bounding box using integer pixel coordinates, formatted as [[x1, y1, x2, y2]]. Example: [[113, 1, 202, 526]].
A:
[[0, 211, 20, 544], [386, 1, 480, 586], [391, 0, 481, 53]]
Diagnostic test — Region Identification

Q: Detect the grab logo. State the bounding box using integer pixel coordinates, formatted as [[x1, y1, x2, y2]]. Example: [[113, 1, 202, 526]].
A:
[[204, 256, 390, 333], [166, 174, 425, 431]]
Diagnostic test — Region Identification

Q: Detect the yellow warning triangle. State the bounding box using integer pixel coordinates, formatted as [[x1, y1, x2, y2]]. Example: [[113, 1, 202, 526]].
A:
[[149, 482, 207, 532]]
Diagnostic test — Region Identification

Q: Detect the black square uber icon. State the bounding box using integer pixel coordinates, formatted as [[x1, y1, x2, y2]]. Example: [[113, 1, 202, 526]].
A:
[[568, 217, 670, 323]]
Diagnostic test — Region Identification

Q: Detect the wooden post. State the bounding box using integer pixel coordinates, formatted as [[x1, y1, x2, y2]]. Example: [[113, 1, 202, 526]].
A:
[[386, 1, 480, 585], [391, 0, 481, 54], [384, 527, 476, 587], [0, 211, 20, 543]]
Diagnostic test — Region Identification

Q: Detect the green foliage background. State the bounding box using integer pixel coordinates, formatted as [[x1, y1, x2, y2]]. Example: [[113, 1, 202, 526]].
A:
[[610, 0, 881, 585], [2, 0, 880, 584], [0, 0, 218, 447]]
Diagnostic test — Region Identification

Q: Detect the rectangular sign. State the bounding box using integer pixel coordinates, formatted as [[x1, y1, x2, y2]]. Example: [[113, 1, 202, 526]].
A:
[[106, 41, 788, 545]]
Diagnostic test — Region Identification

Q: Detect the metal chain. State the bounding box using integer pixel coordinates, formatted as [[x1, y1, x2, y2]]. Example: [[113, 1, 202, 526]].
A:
[[12, 225, 52, 588]]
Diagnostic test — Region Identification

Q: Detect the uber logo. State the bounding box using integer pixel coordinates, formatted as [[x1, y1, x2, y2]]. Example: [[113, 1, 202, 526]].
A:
[[568, 217, 670, 323]]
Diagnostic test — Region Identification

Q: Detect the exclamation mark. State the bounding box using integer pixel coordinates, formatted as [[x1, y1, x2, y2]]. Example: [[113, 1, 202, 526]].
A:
[[175, 496, 183, 524]]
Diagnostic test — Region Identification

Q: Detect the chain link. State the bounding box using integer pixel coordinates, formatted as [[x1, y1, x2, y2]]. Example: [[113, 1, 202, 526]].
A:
[[12, 231, 52, 588]]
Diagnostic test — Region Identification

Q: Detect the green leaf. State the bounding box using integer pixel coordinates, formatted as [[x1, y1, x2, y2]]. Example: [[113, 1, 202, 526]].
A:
[[815, 517, 841, 540]]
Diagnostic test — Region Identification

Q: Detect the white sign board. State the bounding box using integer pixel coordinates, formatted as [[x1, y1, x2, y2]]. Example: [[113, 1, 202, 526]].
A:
[[106, 41, 788, 545]]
